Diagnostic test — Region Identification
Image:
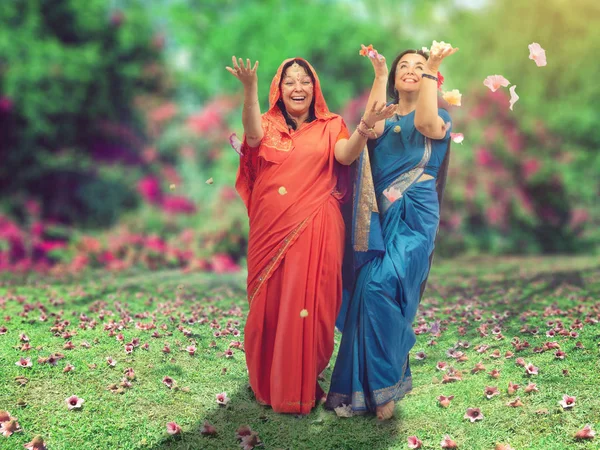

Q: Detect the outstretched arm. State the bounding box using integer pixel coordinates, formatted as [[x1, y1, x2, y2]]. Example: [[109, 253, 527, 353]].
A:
[[414, 45, 458, 140], [226, 56, 263, 148]]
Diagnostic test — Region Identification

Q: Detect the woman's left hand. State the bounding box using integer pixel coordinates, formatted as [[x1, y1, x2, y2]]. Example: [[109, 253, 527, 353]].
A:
[[426, 46, 459, 73]]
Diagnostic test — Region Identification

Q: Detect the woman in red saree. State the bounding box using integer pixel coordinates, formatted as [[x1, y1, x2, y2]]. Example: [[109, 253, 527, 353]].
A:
[[226, 56, 394, 414]]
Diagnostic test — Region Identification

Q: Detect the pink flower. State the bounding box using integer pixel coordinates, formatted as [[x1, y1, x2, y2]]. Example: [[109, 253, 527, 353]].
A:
[[161, 195, 196, 215], [524, 383, 538, 393], [508, 85, 519, 110], [16, 357, 32, 368], [484, 75, 510, 92], [525, 363, 538, 375], [0, 418, 21, 437], [24, 435, 47, 449], [507, 382, 520, 395], [124, 344, 134, 354], [166, 421, 182, 435], [440, 434, 458, 448], [559, 394, 576, 409], [484, 386, 500, 399], [65, 395, 84, 410], [555, 350, 566, 359], [63, 363, 75, 373], [506, 397, 524, 407], [438, 395, 454, 408], [211, 253, 241, 274], [216, 392, 230, 406], [574, 424, 595, 440], [200, 420, 217, 436], [408, 435, 423, 448], [137, 176, 163, 204], [436, 361, 448, 371], [414, 351, 426, 360], [464, 407, 484, 422], [106, 357, 117, 367], [0, 96, 13, 113], [186, 345, 196, 356], [450, 133, 464, 144], [162, 376, 175, 389], [528, 43, 547, 67]]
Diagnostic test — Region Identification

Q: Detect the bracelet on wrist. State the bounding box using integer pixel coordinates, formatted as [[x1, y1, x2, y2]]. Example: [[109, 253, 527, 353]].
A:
[[421, 73, 438, 82]]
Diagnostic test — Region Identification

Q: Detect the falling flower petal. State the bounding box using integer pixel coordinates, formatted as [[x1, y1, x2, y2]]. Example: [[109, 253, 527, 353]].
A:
[[229, 133, 243, 156], [509, 85, 519, 111], [483, 75, 510, 92], [206, 178, 214, 185], [450, 133, 464, 144], [442, 89, 462, 106], [528, 43, 547, 67]]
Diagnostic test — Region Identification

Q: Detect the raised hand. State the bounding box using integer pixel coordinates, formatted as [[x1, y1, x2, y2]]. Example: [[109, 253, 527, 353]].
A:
[[426, 45, 459, 73], [363, 101, 397, 129], [359, 44, 388, 79], [226, 56, 259, 87]]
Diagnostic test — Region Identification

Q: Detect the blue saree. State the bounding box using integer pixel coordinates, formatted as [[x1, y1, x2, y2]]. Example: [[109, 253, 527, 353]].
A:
[[326, 109, 452, 413]]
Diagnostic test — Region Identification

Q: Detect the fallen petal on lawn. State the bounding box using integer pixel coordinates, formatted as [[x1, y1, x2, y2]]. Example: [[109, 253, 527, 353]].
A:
[[0, 418, 22, 437], [506, 397, 524, 407], [559, 394, 576, 409], [334, 403, 354, 418], [24, 435, 47, 449], [464, 407, 484, 422], [408, 435, 423, 448], [574, 424, 595, 440], [200, 420, 217, 436], [65, 395, 84, 410], [216, 392, 230, 406], [166, 421, 182, 435], [440, 434, 458, 448]]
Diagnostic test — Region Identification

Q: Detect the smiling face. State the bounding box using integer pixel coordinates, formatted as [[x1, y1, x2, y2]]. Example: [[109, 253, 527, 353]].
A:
[[394, 53, 428, 93], [280, 62, 314, 120]]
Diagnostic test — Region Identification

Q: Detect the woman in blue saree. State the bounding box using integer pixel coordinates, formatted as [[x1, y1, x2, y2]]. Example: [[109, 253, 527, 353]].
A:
[[325, 43, 458, 420]]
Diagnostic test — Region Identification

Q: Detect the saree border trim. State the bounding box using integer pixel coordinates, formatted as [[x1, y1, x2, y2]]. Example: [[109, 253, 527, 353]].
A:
[[353, 146, 379, 252], [248, 215, 312, 305], [379, 138, 432, 215]]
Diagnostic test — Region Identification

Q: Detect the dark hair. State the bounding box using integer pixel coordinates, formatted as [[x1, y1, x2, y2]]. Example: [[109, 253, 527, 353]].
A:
[[387, 49, 429, 103], [276, 59, 317, 130]]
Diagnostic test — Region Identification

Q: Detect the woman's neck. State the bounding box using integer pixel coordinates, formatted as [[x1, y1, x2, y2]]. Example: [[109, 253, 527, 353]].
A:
[[289, 111, 309, 126], [397, 91, 419, 116]]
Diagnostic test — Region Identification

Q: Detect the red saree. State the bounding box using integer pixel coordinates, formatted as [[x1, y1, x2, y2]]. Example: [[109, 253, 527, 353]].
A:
[[236, 58, 350, 414]]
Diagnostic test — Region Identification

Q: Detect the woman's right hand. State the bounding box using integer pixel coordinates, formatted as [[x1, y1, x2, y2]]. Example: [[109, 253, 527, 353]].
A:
[[360, 44, 388, 79], [362, 101, 397, 129], [226, 56, 259, 88]]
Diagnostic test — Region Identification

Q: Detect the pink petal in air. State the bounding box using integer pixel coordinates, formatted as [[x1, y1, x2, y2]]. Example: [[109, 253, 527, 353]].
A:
[[229, 133, 244, 156], [509, 85, 519, 111], [528, 43, 547, 67], [450, 133, 464, 144], [483, 75, 510, 92]]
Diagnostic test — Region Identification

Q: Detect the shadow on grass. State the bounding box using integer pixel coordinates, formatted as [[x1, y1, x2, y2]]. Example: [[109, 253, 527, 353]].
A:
[[147, 377, 406, 450]]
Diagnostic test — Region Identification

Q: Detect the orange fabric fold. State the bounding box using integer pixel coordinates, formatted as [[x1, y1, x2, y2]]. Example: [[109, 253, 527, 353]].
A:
[[235, 57, 350, 414]]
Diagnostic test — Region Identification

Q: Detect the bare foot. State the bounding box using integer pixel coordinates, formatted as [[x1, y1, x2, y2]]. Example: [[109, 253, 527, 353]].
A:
[[376, 400, 395, 420]]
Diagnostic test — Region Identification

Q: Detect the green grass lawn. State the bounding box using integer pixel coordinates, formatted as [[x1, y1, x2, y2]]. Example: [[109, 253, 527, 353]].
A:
[[1, 255, 599, 449]]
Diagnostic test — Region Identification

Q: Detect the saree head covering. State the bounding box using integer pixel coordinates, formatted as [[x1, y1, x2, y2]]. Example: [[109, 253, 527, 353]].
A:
[[235, 58, 350, 414]]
